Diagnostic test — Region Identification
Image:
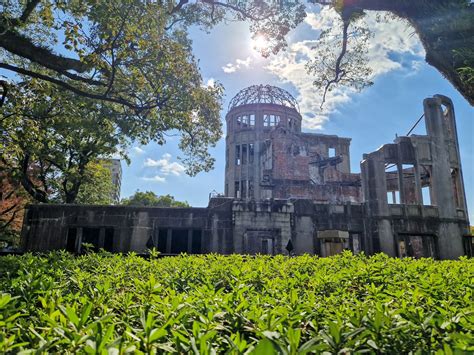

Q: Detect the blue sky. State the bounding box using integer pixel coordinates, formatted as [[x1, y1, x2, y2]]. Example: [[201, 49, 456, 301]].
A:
[[117, 8, 471, 221]]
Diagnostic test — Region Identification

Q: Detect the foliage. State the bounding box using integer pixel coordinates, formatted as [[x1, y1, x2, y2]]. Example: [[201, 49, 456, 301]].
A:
[[0, 80, 124, 203], [0, 172, 30, 247], [308, 0, 474, 106], [0, 252, 472, 353], [75, 161, 115, 205], [1, 1, 473, 110], [0, 1, 225, 174], [121, 191, 190, 208]]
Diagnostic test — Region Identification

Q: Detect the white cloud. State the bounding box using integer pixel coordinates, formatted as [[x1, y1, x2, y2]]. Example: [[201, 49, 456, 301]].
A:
[[265, 8, 425, 130], [141, 175, 166, 183], [143, 153, 186, 177], [222, 56, 252, 73], [132, 146, 145, 155]]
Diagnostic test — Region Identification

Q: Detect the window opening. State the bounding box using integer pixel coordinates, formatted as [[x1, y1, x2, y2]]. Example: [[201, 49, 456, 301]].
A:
[[249, 143, 254, 163], [328, 148, 336, 157], [235, 181, 240, 198], [402, 164, 417, 204], [385, 164, 399, 204], [82, 228, 100, 251], [66, 228, 77, 252], [171, 229, 188, 254], [241, 180, 247, 198], [104, 228, 114, 252], [192, 230, 202, 254], [387, 191, 400, 204], [157, 228, 167, 253], [248, 180, 254, 198], [422, 186, 432, 206], [235, 145, 241, 165], [263, 114, 280, 127], [242, 144, 247, 165], [249, 114, 255, 126]]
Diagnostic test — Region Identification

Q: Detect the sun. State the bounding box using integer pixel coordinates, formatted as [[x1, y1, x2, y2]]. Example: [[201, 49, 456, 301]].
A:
[[251, 35, 268, 52]]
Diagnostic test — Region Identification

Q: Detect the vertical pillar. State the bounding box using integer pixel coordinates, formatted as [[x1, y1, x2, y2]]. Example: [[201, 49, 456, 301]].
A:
[[76, 227, 83, 253], [424, 96, 464, 258], [397, 162, 404, 204], [413, 163, 423, 204]]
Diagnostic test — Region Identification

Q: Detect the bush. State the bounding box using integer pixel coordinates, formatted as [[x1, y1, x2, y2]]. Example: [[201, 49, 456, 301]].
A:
[[0, 252, 472, 353]]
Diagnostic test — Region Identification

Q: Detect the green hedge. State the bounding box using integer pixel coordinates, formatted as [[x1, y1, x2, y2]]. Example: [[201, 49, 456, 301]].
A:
[[0, 252, 473, 353]]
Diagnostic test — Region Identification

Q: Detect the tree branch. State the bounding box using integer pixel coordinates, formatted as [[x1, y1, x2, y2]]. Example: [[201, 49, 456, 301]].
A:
[[0, 63, 161, 111], [0, 26, 89, 73], [320, 19, 349, 109], [14, 0, 42, 26]]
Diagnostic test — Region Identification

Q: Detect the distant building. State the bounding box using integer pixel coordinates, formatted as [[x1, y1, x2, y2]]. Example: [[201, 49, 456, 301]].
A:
[[20, 88, 472, 259], [104, 159, 122, 203]]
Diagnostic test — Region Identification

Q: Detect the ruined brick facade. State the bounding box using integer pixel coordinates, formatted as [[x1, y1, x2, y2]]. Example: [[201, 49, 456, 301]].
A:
[[19, 87, 472, 259], [224, 85, 360, 203]]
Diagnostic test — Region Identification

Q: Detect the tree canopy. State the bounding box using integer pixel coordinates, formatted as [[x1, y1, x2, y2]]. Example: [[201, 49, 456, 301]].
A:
[[75, 161, 116, 205], [0, 79, 125, 203], [0, 0, 472, 109], [121, 191, 190, 208], [1, 1, 225, 174]]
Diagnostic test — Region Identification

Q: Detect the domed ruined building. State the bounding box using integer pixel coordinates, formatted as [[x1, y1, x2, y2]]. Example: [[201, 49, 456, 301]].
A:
[[20, 86, 471, 259], [225, 84, 360, 202]]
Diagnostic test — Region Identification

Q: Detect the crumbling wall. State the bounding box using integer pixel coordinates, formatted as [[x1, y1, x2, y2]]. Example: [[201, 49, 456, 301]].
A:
[[361, 95, 469, 259]]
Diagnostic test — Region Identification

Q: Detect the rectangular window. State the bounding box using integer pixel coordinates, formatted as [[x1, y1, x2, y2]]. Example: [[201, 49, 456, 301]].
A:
[[171, 229, 188, 254], [237, 115, 255, 128], [242, 144, 247, 165], [263, 114, 280, 127], [66, 228, 77, 252], [235, 181, 240, 198], [387, 190, 400, 204], [422, 186, 432, 205], [241, 180, 247, 198], [248, 180, 254, 198], [82, 228, 100, 251], [157, 228, 167, 253], [242, 115, 248, 127], [235, 145, 241, 165], [191, 230, 202, 254], [104, 228, 114, 252], [249, 143, 254, 163], [249, 114, 255, 126], [328, 148, 336, 157]]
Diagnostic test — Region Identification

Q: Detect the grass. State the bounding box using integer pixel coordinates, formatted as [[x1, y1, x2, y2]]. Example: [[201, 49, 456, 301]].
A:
[[0, 251, 473, 353]]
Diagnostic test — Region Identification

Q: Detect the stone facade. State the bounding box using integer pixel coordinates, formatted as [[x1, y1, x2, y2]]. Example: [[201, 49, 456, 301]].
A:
[[19, 89, 472, 259]]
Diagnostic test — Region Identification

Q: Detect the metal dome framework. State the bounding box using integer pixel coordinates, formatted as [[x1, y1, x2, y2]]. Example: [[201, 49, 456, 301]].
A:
[[228, 84, 299, 112]]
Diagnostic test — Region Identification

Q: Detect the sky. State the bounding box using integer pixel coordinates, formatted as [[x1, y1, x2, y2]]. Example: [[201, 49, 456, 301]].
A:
[[116, 7, 473, 220]]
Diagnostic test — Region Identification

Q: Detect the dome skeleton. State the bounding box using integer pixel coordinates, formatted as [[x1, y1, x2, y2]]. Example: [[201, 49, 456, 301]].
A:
[[228, 84, 300, 112]]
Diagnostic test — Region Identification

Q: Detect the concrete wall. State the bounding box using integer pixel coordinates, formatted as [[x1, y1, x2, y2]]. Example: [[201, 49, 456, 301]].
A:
[[360, 95, 470, 259]]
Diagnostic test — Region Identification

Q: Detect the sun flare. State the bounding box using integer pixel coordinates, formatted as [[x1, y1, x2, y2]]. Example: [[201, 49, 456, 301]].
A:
[[251, 35, 268, 52]]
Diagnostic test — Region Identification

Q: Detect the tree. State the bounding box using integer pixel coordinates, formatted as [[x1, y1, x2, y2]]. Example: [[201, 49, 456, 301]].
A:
[[75, 161, 115, 205], [1, 80, 125, 203], [308, 0, 474, 107], [1, 1, 472, 108], [121, 191, 190, 208], [0, 169, 29, 247], [1, 1, 226, 175]]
